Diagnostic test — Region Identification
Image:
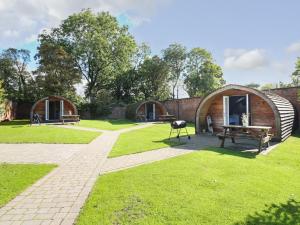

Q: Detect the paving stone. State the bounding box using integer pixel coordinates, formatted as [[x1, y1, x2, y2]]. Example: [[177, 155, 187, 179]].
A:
[[0, 123, 156, 224]]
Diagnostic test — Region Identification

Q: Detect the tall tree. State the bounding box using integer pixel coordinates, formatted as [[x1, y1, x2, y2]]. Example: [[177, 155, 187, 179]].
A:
[[163, 43, 187, 99], [34, 41, 81, 100], [184, 48, 225, 97], [0, 48, 33, 101], [138, 56, 170, 100], [38, 9, 136, 102], [112, 43, 151, 103], [291, 57, 300, 86], [0, 80, 5, 117]]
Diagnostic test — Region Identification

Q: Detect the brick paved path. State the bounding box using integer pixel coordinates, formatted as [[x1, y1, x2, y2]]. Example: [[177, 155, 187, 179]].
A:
[[100, 134, 219, 174], [100, 146, 195, 174], [0, 123, 222, 225], [0, 144, 83, 165], [0, 123, 154, 225]]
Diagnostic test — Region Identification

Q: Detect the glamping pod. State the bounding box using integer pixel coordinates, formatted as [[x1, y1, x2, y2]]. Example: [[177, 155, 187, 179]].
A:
[[195, 85, 295, 141], [31, 96, 78, 122], [126, 100, 167, 121]]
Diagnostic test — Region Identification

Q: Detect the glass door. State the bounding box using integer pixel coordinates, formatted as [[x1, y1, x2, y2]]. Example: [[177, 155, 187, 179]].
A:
[[223, 95, 249, 125]]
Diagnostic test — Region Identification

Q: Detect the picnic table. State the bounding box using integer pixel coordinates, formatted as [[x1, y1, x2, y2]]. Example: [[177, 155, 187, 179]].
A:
[[218, 125, 273, 152], [159, 114, 176, 122], [61, 115, 80, 124]]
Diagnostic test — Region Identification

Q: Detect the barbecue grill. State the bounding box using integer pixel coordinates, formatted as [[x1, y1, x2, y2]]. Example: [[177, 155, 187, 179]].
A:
[[169, 120, 191, 140]]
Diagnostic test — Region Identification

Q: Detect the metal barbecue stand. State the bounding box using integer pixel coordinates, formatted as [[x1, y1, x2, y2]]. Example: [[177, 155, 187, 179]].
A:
[[169, 120, 191, 141]]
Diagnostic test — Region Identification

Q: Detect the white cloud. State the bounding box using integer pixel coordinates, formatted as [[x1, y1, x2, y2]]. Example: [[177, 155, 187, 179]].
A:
[[286, 41, 300, 54], [224, 48, 268, 70], [0, 0, 171, 48]]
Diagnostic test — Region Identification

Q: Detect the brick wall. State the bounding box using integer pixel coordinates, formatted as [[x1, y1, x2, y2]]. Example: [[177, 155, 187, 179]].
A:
[[107, 106, 126, 119], [162, 97, 203, 122], [270, 87, 300, 129]]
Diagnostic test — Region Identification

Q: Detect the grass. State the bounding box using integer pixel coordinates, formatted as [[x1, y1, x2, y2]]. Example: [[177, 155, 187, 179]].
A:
[[109, 123, 195, 158], [78, 119, 138, 131], [76, 134, 300, 225], [0, 120, 100, 144], [0, 164, 56, 207]]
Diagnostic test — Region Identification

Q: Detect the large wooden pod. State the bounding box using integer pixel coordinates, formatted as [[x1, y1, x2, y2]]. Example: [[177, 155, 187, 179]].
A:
[[31, 96, 78, 122], [195, 85, 295, 141]]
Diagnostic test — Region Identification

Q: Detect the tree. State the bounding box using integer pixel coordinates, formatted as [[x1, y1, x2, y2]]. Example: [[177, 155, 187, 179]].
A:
[[291, 57, 300, 86], [34, 41, 81, 100], [138, 56, 170, 100], [184, 48, 225, 97], [245, 83, 260, 89], [163, 43, 187, 99], [112, 43, 151, 103], [0, 48, 33, 101], [39, 9, 136, 102], [260, 83, 276, 90], [0, 80, 5, 117]]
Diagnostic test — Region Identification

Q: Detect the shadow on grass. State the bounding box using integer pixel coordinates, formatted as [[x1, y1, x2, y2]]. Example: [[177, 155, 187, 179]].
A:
[[203, 147, 258, 159], [154, 136, 258, 158], [0, 120, 30, 126], [234, 198, 300, 225]]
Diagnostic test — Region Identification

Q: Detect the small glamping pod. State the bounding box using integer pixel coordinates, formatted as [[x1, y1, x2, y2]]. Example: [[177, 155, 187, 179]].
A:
[[126, 100, 167, 121], [195, 84, 295, 141], [30, 96, 78, 123]]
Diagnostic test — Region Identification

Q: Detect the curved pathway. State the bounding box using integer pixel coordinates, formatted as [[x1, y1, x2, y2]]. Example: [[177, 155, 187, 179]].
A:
[[0, 123, 216, 225]]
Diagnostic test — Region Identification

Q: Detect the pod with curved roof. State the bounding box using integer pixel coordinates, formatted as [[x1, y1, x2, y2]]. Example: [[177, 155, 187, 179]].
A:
[[31, 96, 78, 122], [126, 100, 167, 121], [195, 85, 295, 141]]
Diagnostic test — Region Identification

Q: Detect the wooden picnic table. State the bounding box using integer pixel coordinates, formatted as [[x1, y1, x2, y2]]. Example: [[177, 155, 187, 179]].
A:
[[61, 115, 80, 124], [159, 114, 176, 122], [218, 125, 272, 152]]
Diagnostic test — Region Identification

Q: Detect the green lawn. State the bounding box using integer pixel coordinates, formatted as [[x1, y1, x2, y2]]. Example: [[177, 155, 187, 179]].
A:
[[76, 134, 300, 225], [109, 123, 195, 158], [78, 119, 138, 131], [0, 120, 100, 144], [0, 164, 56, 207]]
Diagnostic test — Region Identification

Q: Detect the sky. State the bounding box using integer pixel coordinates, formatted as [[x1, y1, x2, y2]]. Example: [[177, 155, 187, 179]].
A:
[[0, 0, 300, 97]]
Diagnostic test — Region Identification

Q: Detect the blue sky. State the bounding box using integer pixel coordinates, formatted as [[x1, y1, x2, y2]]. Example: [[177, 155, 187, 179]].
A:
[[1, 0, 300, 95]]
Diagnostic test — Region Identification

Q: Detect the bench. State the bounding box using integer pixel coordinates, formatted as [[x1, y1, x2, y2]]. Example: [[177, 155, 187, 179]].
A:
[[61, 115, 80, 124], [159, 114, 176, 122]]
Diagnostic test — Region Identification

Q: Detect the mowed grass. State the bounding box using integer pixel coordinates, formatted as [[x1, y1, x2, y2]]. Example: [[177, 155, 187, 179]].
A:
[[109, 123, 195, 158], [0, 164, 56, 207], [0, 120, 100, 144], [76, 134, 300, 225], [78, 119, 138, 131]]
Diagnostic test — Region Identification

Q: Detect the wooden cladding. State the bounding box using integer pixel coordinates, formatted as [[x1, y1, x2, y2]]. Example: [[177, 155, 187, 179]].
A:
[[196, 85, 295, 141], [265, 92, 294, 141]]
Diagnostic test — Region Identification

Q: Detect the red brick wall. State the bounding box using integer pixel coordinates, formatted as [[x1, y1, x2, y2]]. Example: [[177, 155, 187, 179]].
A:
[[270, 87, 300, 129], [162, 97, 203, 122]]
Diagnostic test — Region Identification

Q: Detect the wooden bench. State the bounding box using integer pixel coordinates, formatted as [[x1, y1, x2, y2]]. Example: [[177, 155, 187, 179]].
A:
[[61, 115, 80, 124]]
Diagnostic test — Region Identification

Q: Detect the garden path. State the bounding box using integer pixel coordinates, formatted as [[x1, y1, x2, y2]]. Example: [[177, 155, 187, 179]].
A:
[[0, 123, 259, 225]]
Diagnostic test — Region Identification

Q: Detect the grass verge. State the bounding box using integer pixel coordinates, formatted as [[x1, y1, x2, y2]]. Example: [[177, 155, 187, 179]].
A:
[[78, 119, 138, 131], [109, 123, 195, 158], [0, 164, 56, 207], [77, 134, 300, 225], [0, 120, 100, 144]]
